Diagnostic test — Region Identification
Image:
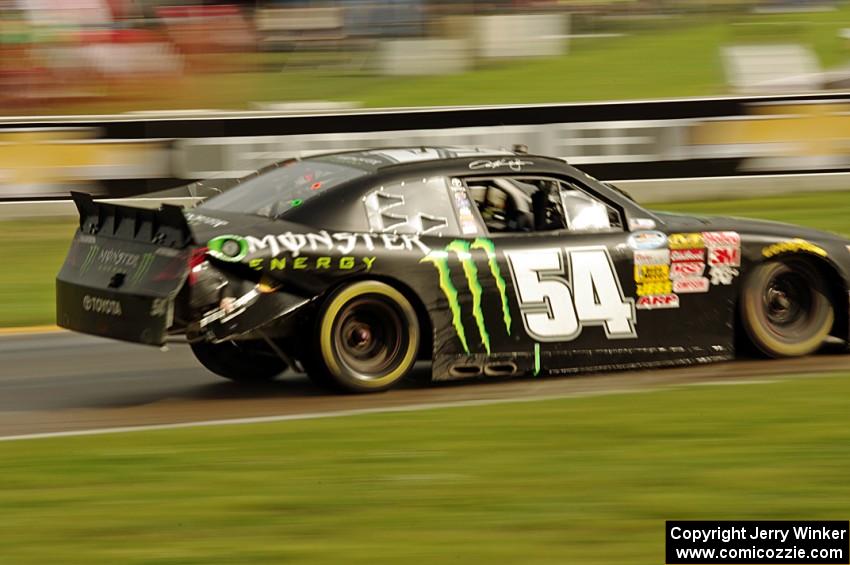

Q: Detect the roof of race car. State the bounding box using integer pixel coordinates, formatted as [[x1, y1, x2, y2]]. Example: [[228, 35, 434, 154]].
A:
[[309, 146, 517, 170]]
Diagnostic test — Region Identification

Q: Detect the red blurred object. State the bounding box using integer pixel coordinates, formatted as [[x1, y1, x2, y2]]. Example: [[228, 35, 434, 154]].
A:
[[188, 246, 209, 285]]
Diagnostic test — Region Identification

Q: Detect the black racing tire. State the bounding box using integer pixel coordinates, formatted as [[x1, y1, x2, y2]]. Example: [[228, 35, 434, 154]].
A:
[[309, 280, 420, 393], [740, 258, 834, 358], [191, 339, 288, 383]]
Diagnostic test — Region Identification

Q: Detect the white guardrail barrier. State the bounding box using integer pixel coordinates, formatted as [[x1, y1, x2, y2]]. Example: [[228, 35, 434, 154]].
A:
[[3, 172, 849, 220]]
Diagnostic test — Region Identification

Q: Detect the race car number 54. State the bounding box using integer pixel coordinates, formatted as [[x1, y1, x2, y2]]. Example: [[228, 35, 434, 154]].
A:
[[505, 247, 636, 341]]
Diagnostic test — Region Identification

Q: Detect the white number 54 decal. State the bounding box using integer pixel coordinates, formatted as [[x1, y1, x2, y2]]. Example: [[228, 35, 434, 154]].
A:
[[505, 247, 636, 341]]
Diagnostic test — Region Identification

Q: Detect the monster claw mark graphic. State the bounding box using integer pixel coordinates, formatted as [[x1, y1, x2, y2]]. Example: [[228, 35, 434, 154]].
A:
[[130, 253, 155, 284], [420, 251, 469, 354], [80, 245, 99, 274], [534, 343, 541, 376], [423, 238, 513, 355], [446, 240, 490, 354], [471, 238, 512, 336]]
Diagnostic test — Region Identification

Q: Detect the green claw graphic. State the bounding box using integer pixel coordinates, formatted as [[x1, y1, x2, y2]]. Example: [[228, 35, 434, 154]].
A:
[[423, 238, 513, 356], [421, 251, 470, 354], [471, 238, 512, 336], [447, 240, 490, 355]]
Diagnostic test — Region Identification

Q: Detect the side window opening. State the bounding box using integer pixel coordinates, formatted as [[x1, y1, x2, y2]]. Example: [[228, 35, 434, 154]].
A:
[[560, 186, 622, 232], [462, 176, 622, 234]]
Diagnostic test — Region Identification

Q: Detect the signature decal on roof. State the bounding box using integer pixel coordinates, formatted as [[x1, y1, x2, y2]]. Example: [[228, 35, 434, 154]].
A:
[[468, 159, 534, 172]]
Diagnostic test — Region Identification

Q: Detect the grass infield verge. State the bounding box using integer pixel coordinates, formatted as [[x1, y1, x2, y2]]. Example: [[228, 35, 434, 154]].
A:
[[0, 374, 847, 563]]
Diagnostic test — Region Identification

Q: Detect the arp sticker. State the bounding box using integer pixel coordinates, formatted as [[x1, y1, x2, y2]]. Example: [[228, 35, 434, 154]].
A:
[[636, 281, 673, 297], [633, 249, 670, 266], [634, 264, 670, 283], [670, 249, 704, 262], [703, 231, 740, 247], [668, 233, 704, 250], [670, 261, 705, 279], [708, 246, 741, 267], [636, 294, 680, 310], [673, 277, 710, 294], [627, 231, 667, 250]]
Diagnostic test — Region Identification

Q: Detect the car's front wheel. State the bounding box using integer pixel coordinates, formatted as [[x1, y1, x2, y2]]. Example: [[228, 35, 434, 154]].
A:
[[740, 258, 834, 357], [309, 280, 420, 393], [191, 339, 288, 383]]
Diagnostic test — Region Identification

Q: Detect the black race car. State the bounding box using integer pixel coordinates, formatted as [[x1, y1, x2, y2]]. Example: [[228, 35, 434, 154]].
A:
[[57, 147, 850, 392]]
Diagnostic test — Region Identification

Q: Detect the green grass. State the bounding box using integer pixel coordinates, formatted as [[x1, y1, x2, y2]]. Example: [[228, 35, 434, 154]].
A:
[[648, 190, 850, 238], [0, 217, 76, 327], [5, 190, 850, 328], [23, 5, 850, 114], [0, 374, 848, 563]]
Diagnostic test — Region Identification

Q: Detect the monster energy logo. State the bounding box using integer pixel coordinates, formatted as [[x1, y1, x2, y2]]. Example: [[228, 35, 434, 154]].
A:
[[130, 253, 155, 284], [421, 238, 512, 355], [79, 244, 154, 284]]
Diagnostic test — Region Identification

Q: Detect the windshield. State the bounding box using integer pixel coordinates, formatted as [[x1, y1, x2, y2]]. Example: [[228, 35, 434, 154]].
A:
[[199, 159, 368, 218]]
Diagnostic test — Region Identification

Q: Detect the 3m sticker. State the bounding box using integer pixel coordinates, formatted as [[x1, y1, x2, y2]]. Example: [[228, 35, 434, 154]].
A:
[[670, 261, 705, 279], [673, 277, 710, 294], [634, 249, 670, 266], [668, 233, 704, 250], [634, 264, 670, 283], [708, 246, 741, 267], [670, 249, 704, 262], [636, 294, 680, 310]]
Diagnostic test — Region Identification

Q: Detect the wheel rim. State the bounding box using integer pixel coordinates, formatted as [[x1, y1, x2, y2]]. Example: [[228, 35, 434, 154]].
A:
[[332, 295, 408, 381], [761, 267, 814, 336]]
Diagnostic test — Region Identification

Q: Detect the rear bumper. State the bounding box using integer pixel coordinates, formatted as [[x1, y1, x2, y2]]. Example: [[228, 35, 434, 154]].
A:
[[56, 279, 176, 346]]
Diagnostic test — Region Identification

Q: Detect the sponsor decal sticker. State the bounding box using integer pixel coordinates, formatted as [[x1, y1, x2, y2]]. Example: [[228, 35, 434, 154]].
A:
[[628, 218, 657, 231], [634, 264, 670, 283], [636, 281, 673, 297], [468, 158, 534, 171], [709, 265, 739, 286], [673, 277, 710, 294], [670, 248, 704, 262], [668, 233, 704, 250], [83, 294, 122, 316], [633, 249, 670, 265], [670, 261, 705, 279], [627, 231, 668, 250], [702, 231, 740, 247], [708, 245, 741, 267], [762, 238, 828, 258], [636, 294, 680, 310], [248, 256, 376, 272], [422, 238, 512, 355]]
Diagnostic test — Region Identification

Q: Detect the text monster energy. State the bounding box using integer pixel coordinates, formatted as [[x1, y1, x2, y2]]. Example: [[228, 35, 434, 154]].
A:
[[421, 238, 512, 355], [79, 244, 154, 284]]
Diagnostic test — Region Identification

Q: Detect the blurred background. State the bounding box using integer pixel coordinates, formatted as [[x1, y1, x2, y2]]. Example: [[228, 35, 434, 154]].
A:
[[2, 0, 850, 113], [0, 0, 849, 200]]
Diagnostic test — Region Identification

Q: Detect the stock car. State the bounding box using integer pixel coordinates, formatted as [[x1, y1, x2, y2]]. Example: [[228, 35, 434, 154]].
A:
[[56, 147, 850, 392]]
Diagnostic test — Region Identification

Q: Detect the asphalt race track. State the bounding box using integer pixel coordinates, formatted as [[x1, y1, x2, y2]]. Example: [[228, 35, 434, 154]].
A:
[[1, 331, 849, 438]]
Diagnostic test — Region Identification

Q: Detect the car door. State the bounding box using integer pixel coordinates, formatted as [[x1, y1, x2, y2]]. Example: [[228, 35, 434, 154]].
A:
[[434, 173, 722, 379]]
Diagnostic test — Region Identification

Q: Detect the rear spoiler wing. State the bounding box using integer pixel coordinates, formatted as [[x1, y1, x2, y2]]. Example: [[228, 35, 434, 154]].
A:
[[71, 191, 195, 249]]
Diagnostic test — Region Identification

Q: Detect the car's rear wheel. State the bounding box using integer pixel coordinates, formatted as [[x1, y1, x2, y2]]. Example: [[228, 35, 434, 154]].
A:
[[740, 258, 834, 357], [191, 339, 288, 383], [309, 281, 419, 393]]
